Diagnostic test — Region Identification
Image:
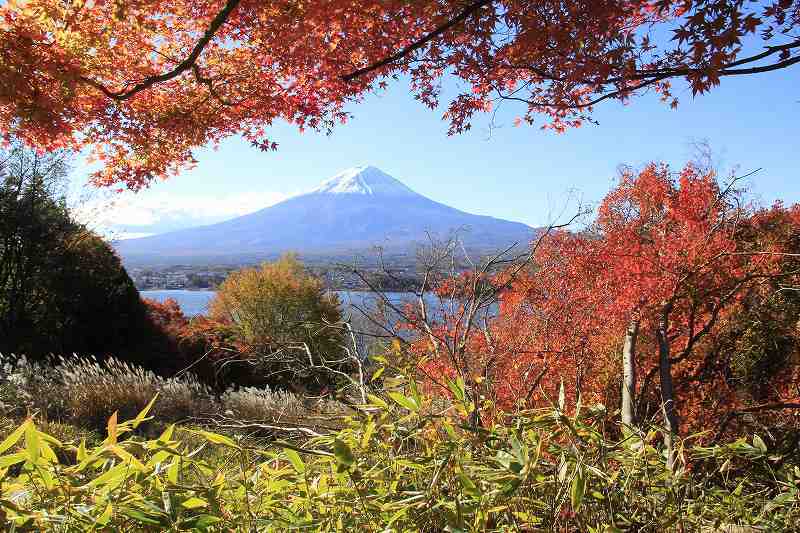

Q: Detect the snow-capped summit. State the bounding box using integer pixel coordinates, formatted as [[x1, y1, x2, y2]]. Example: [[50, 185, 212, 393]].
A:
[[310, 166, 416, 197], [116, 166, 539, 265]]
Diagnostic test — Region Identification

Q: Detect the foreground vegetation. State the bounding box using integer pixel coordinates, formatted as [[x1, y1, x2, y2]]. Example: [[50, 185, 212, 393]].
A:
[[0, 367, 797, 531]]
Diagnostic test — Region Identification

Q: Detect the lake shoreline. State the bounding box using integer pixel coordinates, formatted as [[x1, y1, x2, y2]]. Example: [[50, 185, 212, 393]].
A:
[[141, 289, 422, 317]]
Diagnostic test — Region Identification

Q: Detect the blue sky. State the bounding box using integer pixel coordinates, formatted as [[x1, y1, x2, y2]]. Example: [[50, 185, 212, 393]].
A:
[[76, 66, 799, 236]]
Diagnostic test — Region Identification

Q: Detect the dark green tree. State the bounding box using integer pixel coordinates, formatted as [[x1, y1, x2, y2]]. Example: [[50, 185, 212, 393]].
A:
[[0, 143, 151, 361]]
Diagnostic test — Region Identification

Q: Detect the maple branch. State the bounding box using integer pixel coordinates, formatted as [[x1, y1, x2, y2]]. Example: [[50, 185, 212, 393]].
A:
[[494, 39, 800, 110], [82, 0, 242, 101], [342, 0, 494, 82]]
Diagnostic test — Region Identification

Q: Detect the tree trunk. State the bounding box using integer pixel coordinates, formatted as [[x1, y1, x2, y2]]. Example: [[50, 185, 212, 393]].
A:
[[656, 304, 679, 471], [621, 319, 640, 429]]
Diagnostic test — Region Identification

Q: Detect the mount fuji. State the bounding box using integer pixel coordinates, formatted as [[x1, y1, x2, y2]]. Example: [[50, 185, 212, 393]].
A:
[[114, 166, 538, 265]]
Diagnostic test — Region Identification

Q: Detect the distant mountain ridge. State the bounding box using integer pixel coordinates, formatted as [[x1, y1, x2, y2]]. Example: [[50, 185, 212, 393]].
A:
[[115, 166, 538, 265]]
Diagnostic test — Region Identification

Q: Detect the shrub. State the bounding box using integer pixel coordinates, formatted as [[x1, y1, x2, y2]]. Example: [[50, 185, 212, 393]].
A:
[[0, 373, 797, 531], [203, 254, 350, 389]]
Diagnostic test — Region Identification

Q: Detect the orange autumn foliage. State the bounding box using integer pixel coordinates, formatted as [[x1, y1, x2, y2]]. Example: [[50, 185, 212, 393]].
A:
[[1, 1, 797, 189], [414, 163, 800, 435]]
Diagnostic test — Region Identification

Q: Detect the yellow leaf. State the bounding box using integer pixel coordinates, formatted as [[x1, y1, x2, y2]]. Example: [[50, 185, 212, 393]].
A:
[[0, 452, 27, 469], [24, 421, 40, 463], [0, 420, 28, 455], [77, 439, 88, 462], [181, 497, 208, 509], [96, 502, 113, 526], [193, 430, 237, 448]]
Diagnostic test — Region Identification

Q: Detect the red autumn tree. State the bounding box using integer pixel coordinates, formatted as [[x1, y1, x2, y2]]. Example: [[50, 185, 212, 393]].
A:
[[410, 162, 799, 463], [508, 163, 800, 464], [1, 1, 797, 189]]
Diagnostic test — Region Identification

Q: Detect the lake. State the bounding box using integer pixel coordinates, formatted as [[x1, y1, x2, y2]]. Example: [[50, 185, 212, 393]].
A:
[[140, 289, 422, 317]]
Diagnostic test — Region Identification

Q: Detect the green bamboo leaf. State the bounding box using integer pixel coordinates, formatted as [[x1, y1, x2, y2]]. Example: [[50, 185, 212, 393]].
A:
[[458, 470, 481, 497], [0, 420, 28, 455], [367, 394, 388, 409], [408, 377, 422, 406], [132, 394, 159, 429], [96, 502, 113, 526], [388, 392, 419, 412], [156, 424, 176, 445], [447, 378, 465, 402], [333, 439, 355, 468], [0, 452, 27, 468], [186, 515, 222, 529], [571, 470, 586, 511], [370, 366, 385, 382], [360, 419, 376, 450], [119, 507, 164, 526], [76, 438, 88, 462], [84, 463, 130, 489], [181, 497, 208, 510], [284, 448, 305, 474], [24, 420, 39, 463], [194, 430, 237, 448]]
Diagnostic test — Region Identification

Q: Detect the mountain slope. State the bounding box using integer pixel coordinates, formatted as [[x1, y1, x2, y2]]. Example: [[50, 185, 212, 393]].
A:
[[115, 166, 537, 264]]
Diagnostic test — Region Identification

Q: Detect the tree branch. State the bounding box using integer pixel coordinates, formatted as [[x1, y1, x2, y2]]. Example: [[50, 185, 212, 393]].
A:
[[82, 0, 242, 101], [342, 0, 494, 82]]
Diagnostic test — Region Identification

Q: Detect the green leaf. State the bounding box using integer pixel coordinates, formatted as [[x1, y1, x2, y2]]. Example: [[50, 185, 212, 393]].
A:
[[571, 470, 586, 511], [458, 470, 481, 497], [367, 394, 388, 409], [0, 420, 27, 455], [76, 438, 88, 462], [84, 463, 131, 489], [181, 497, 208, 510], [167, 458, 180, 484], [333, 439, 355, 468], [194, 430, 237, 448], [753, 434, 767, 453], [186, 515, 222, 529], [119, 507, 165, 526], [24, 421, 39, 463], [284, 448, 305, 474], [0, 452, 28, 469], [360, 419, 376, 450], [370, 366, 385, 383], [447, 378, 466, 402], [158, 424, 176, 443], [408, 377, 422, 406], [96, 502, 113, 526], [132, 394, 159, 429], [388, 392, 419, 412]]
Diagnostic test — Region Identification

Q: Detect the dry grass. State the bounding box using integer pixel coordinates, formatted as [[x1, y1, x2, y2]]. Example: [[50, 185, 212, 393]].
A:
[[0, 354, 349, 436]]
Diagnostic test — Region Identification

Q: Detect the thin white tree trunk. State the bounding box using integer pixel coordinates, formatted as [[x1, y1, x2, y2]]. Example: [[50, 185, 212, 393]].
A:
[[656, 304, 679, 471], [621, 319, 640, 429]]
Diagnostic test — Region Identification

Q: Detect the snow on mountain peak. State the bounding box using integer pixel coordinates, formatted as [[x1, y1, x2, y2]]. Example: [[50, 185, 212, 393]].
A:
[[310, 166, 417, 197]]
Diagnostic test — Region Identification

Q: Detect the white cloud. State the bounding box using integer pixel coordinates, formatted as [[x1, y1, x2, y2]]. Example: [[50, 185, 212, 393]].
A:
[[73, 189, 289, 237]]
